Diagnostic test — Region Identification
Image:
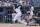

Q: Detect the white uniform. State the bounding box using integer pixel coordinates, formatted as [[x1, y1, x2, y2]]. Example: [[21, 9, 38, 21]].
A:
[[13, 6, 27, 25], [25, 15, 35, 25], [30, 11, 33, 16], [12, 13, 16, 19], [30, 6, 34, 16], [31, 6, 34, 12], [28, 6, 35, 25], [13, 6, 22, 21]]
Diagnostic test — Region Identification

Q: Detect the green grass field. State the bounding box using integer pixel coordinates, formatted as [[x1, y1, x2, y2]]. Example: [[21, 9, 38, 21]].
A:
[[0, 23, 22, 24]]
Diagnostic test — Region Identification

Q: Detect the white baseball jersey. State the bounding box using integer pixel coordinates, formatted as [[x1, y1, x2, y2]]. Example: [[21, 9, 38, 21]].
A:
[[15, 8, 21, 13], [12, 6, 27, 25], [30, 11, 33, 16], [13, 6, 22, 14], [31, 6, 34, 11], [12, 13, 16, 18]]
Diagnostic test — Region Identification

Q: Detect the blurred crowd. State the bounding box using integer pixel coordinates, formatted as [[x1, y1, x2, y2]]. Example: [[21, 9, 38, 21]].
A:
[[0, 0, 34, 6], [0, 1, 15, 6]]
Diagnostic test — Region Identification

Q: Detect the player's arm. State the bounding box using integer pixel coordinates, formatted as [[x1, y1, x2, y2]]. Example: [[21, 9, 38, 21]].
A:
[[13, 8, 16, 11], [13, 5, 16, 11], [18, 6, 21, 9]]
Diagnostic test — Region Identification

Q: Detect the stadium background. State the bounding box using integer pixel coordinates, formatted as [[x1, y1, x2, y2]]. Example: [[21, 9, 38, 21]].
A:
[[0, 0, 40, 24]]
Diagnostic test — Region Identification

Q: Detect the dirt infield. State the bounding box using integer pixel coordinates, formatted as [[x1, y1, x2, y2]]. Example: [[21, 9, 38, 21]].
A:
[[0, 24, 40, 27]]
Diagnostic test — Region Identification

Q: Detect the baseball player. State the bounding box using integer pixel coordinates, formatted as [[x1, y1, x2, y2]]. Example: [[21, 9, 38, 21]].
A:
[[25, 12, 35, 25], [30, 9, 33, 17], [30, 5, 34, 16], [30, 5, 34, 12], [11, 5, 27, 26]]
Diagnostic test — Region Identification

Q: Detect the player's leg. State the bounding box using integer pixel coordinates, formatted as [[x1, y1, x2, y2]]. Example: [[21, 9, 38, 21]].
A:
[[16, 13, 27, 25], [28, 18, 37, 25], [10, 18, 16, 26], [21, 20, 27, 25], [18, 17, 27, 25], [11, 14, 18, 24], [11, 17, 17, 24], [9, 16, 17, 26], [11, 13, 20, 24], [28, 19, 36, 26], [28, 21, 36, 25]]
